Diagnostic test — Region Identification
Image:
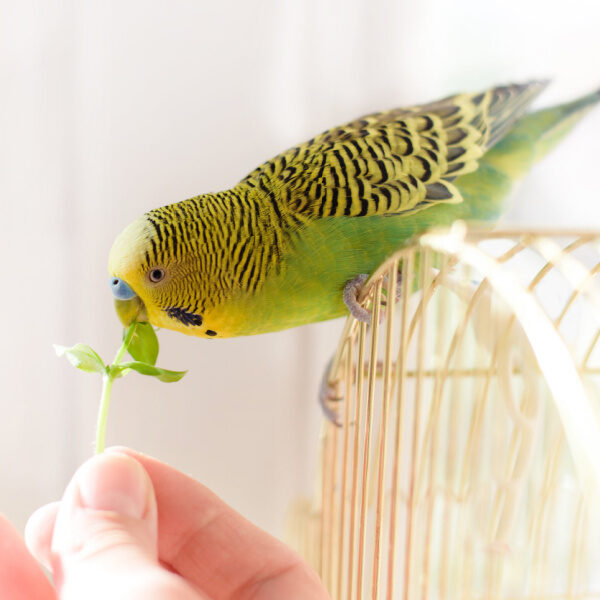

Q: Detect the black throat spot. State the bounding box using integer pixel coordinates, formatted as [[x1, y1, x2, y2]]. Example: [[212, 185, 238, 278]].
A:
[[164, 306, 203, 327]]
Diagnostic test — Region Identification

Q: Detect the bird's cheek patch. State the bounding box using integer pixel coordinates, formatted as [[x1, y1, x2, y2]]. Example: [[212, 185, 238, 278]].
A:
[[164, 306, 204, 327]]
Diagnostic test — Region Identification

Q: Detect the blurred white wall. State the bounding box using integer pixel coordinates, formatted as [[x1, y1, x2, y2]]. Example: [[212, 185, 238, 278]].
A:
[[2, 0, 600, 539]]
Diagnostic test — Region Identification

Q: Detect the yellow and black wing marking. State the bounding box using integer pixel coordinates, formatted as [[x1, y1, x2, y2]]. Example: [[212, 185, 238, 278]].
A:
[[241, 81, 547, 219]]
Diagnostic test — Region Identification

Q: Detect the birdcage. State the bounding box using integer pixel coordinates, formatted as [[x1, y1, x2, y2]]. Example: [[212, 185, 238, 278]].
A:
[[287, 224, 600, 600]]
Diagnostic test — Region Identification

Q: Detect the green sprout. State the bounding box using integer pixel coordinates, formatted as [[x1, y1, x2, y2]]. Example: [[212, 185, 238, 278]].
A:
[[55, 322, 186, 454]]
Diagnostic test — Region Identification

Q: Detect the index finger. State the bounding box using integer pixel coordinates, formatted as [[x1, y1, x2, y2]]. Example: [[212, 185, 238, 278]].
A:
[[110, 448, 329, 600]]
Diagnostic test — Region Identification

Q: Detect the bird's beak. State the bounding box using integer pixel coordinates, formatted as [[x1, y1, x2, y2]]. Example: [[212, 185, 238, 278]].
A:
[[114, 296, 147, 327]]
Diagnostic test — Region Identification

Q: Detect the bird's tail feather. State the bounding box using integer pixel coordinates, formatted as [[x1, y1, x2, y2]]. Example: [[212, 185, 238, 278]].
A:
[[481, 88, 600, 180], [532, 88, 600, 162]]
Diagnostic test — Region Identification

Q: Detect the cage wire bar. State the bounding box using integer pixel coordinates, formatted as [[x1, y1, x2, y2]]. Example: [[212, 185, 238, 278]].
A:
[[287, 225, 600, 600]]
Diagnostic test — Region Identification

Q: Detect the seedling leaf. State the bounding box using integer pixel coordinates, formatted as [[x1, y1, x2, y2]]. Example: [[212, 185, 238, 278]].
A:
[[54, 344, 106, 375], [112, 361, 187, 383], [126, 322, 159, 365]]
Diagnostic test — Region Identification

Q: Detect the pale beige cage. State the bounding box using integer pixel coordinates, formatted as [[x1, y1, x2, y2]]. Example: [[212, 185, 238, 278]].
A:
[[288, 225, 600, 600]]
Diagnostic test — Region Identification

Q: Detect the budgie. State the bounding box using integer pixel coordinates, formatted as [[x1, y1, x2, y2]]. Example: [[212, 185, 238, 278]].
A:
[[108, 81, 600, 338]]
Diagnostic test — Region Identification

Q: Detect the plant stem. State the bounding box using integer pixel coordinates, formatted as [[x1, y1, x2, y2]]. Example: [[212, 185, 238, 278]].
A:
[[114, 322, 137, 365], [95, 374, 114, 454], [94, 322, 137, 454]]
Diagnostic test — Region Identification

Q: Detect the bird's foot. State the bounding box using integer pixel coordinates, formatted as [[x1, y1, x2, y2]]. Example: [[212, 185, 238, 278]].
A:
[[343, 274, 371, 323], [381, 270, 403, 309], [394, 270, 403, 301], [343, 271, 403, 324], [319, 360, 344, 426]]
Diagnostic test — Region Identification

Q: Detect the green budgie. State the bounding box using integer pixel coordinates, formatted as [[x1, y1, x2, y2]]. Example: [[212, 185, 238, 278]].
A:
[[108, 81, 600, 338]]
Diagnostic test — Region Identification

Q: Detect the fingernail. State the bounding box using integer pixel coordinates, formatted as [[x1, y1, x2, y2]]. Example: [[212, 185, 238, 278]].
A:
[[76, 454, 150, 519]]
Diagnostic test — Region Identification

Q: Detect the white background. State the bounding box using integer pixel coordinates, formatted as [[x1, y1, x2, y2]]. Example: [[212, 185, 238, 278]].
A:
[[2, 0, 600, 539]]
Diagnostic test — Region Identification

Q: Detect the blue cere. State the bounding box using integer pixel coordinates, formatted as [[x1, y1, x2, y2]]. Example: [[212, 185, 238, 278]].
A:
[[110, 277, 137, 300]]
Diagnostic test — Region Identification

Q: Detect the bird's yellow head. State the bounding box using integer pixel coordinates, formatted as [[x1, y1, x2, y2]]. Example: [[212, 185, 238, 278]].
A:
[[108, 213, 219, 338]]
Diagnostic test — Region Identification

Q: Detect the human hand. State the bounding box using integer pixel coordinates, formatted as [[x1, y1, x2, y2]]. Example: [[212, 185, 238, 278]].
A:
[[7, 448, 330, 599]]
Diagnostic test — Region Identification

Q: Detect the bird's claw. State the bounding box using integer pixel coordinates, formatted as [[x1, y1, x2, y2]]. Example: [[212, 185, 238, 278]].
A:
[[343, 274, 371, 323], [343, 271, 402, 324]]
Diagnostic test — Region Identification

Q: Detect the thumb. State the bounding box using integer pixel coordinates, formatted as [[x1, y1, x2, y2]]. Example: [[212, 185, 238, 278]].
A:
[[49, 452, 195, 599]]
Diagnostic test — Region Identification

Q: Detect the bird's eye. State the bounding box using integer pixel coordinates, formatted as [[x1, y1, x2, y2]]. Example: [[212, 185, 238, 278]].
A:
[[148, 268, 165, 283]]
